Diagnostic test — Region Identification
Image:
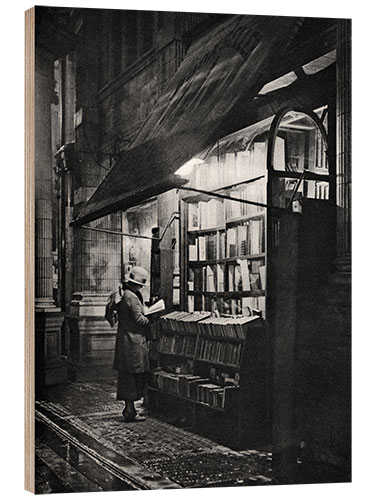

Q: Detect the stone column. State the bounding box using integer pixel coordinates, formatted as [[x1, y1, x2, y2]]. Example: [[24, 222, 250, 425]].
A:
[[35, 47, 66, 388], [336, 19, 351, 276], [35, 52, 55, 308], [67, 11, 122, 381]]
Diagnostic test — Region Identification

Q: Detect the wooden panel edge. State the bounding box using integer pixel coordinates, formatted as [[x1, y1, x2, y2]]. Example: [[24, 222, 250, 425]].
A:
[[25, 6, 35, 494]]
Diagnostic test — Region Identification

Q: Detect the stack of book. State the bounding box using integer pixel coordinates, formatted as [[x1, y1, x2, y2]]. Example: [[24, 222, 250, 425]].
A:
[[226, 219, 265, 258], [196, 338, 243, 366], [188, 200, 224, 230], [192, 150, 261, 191], [188, 232, 226, 262], [220, 148, 265, 186], [225, 178, 265, 220], [159, 334, 196, 358], [151, 370, 239, 409], [196, 383, 224, 407], [197, 315, 259, 339], [152, 371, 211, 399], [227, 262, 264, 292], [188, 264, 225, 293], [192, 162, 216, 191], [159, 335, 175, 353], [152, 371, 181, 395], [159, 311, 211, 333], [241, 296, 266, 317]]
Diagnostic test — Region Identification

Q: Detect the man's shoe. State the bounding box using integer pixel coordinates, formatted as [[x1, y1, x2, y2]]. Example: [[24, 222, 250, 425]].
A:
[[124, 414, 146, 423]]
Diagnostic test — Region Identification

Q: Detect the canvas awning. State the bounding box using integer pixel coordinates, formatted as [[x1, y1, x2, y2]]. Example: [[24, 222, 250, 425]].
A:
[[72, 15, 305, 226]]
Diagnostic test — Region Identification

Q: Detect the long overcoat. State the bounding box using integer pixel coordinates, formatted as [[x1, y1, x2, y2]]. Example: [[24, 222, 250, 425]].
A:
[[113, 286, 150, 374]]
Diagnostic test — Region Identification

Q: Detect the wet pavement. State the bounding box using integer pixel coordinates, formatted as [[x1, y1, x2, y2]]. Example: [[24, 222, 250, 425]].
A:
[[35, 381, 273, 493]]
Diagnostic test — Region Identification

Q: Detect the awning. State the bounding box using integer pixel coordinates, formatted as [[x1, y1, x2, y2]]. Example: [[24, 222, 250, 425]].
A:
[[72, 15, 304, 226]]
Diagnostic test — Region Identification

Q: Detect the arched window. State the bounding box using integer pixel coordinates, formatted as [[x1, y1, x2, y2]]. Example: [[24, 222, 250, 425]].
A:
[[267, 108, 330, 209]]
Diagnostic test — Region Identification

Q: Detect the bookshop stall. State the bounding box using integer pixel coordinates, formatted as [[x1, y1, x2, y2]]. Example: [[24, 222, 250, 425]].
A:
[[148, 107, 335, 450]]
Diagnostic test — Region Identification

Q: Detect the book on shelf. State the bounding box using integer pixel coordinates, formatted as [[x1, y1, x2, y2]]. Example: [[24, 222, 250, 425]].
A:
[[179, 374, 202, 398], [227, 227, 237, 257], [198, 236, 206, 260], [229, 262, 256, 292], [258, 296, 266, 317], [159, 311, 211, 333], [237, 224, 248, 255], [273, 136, 286, 171], [188, 295, 194, 312], [258, 265, 266, 289], [251, 259, 263, 273], [206, 265, 216, 292], [188, 203, 200, 230], [203, 199, 224, 229], [222, 385, 240, 408], [190, 264, 223, 293], [307, 180, 316, 199], [236, 151, 251, 183], [197, 383, 223, 406], [206, 233, 217, 260], [225, 220, 264, 259], [183, 336, 197, 356], [250, 219, 262, 254], [238, 259, 250, 291], [197, 315, 260, 340], [188, 377, 211, 400], [224, 176, 266, 220], [234, 265, 242, 291], [159, 334, 176, 353], [222, 152, 237, 186], [189, 240, 198, 261], [228, 264, 235, 291], [197, 338, 243, 366], [189, 231, 226, 263], [174, 335, 184, 354], [249, 273, 261, 291], [231, 299, 241, 315], [217, 264, 225, 292], [241, 296, 266, 317], [250, 141, 266, 176], [188, 200, 224, 231], [217, 231, 225, 259]]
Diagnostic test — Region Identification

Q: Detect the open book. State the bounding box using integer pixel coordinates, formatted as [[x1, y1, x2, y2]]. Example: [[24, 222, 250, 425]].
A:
[[144, 299, 165, 316]]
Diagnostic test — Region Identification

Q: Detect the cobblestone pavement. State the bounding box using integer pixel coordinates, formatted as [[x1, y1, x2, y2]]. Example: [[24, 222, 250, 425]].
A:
[[36, 381, 273, 490]]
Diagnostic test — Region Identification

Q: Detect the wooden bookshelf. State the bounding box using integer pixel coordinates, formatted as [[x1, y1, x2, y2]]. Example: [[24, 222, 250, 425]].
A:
[[156, 110, 335, 450], [148, 313, 268, 449], [225, 213, 265, 224], [187, 226, 226, 234], [187, 290, 265, 296], [183, 169, 267, 318]]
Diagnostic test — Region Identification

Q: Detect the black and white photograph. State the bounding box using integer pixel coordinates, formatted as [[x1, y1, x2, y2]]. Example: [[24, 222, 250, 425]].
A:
[[19, 0, 357, 495]]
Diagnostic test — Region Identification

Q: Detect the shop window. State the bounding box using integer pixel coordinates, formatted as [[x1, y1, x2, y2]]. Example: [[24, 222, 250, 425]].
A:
[[122, 199, 158, 302], [268, 108, 329, 209], [178, 106, 331, 316]]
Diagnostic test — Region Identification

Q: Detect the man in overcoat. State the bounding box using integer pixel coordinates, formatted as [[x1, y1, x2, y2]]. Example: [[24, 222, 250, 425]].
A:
[[113, 266, 150, 422]]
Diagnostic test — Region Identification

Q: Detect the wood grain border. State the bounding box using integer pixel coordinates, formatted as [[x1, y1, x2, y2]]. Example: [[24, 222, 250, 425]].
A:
[[25, 7, 35, 494]]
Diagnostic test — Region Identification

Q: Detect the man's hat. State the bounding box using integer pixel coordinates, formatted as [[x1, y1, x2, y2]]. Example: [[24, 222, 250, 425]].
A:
[[128, 266, 148, 286]]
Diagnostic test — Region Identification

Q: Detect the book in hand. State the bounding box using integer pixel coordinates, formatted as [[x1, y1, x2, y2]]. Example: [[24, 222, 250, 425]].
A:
[[144, 299, 165, 316]]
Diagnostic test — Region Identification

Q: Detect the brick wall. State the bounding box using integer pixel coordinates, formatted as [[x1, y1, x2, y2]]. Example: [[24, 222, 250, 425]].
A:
[[98, 40, 185, 154]]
